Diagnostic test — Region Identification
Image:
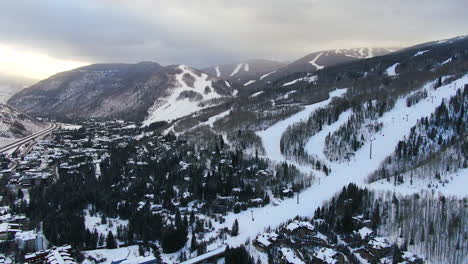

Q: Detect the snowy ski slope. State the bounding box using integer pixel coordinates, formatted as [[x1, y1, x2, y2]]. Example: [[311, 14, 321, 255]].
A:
[[216, 75, 468, 248]]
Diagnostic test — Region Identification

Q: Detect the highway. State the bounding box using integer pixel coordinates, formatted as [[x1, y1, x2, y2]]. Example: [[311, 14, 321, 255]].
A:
[[0, 123, 59, 154]]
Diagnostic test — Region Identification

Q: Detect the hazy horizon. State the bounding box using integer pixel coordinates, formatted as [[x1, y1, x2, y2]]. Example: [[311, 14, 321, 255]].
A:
[[1, 0, 467, 80]]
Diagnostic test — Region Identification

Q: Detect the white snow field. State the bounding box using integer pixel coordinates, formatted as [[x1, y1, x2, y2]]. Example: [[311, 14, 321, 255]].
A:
[[143, 65, 228, 125], [215, 66, 221, 77], [370, 167, 468, 198], [213, 75, 468, 250], [244, 80, 256, 86], [442, 57, 453, 65], [304, 109, 352, 161], [385, 63, 400, 76], [250, 91, 264, 98], [260, 71, 276, 80], [230, 63, 243, 77], [282, 75, 317, 87], [414, 50, 430, 56], [83, 246, 141, 264], [257, 88, 347, 166], [188, 109, 232, 132], [309, 52, 325, 70]]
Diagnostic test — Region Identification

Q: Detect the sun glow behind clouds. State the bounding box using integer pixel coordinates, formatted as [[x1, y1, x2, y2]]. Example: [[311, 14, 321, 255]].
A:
[[0, 43, 89, 80]]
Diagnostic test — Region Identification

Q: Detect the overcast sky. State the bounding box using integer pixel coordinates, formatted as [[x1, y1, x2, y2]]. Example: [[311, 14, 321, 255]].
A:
[[1, 0, 467, 79]]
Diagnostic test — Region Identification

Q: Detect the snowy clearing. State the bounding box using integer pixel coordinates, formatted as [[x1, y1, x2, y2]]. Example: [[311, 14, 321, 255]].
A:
[[442, 58, 453, 65], [370, 167, 468, 198], [216, 75, 468, 249], [244, 80, 256, 86], [414, 50, 430, 56], [304, 109, 352, 161], [83, 246, 141, 264], [257, 88, 347, 171], [190, 109, 232, 131], [385, 63, 400, 76], [250, 91, 264, 98], [230, 64, 243, 77], [309, 52, 324, 70], [282, 90, 297, 99], [260, 71, 276, 80], [143, 65, 227, 125], [282, 75, 317, 87]]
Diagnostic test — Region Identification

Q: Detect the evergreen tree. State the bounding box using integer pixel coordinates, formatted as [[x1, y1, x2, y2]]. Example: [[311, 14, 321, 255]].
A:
[[231, 219, 239, 236], [106, 231, 117, 249]]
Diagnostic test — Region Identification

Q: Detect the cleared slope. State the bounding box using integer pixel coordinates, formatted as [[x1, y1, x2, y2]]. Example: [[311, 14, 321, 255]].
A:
[[213, 75, 468, 248], [143, 65, 234, 124]]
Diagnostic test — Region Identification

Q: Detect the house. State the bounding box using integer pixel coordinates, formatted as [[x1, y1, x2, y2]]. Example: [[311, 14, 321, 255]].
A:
[[253, 232, 279, 252], [45, 245, 77, 264], [279, 247, 306, 264], [356, 227, 374, 241], [366, 237, 392, 258], [284, 220, 315, 237], [354, 248, 375, 263], [25, 250, 49, 263], [312, 247, 343, 264], [25, 245, 73, 263]]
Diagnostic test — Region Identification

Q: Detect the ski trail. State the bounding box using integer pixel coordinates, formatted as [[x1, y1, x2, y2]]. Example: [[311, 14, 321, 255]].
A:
[[257, 88, 347, 174], [214, 75, 468, 248], [304, 109, 352, 161], [309, 52, 324, 70], [230, 64, 243, 77]]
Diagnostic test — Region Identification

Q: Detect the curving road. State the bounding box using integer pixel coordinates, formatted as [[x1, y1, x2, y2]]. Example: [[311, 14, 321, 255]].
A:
[[0, 123, 59, 154]]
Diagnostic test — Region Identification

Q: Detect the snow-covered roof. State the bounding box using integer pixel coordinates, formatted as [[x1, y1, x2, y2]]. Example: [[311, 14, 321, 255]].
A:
[[181, 246, 226, 264], [285, 220, 314, 232], [368, 237, 391, 249], [313, 247, 338, 264], [15, 230, 37, 241], [255, 232, 278, 247], [357, 227, 374, 239], [0, 223, 8, 233], [280, 247, 305, 264]]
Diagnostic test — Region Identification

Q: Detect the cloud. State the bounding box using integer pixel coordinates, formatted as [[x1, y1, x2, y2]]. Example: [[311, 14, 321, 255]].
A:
[[0, 0, 467, 75]]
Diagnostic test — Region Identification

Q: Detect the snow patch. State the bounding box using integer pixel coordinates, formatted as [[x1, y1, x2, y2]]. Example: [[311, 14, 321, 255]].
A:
[[385, 63, 400, 76], [244, 80, 256, 86], [309, 52, 324, 70], [143, 65, 227, 125], [414, 50, 430, 57], [442, 58, 453, 65], [230, 64, 243, 77], [282, 75, 318, 87], [260, 71, 276, 80], [250, 91, 264, 98]]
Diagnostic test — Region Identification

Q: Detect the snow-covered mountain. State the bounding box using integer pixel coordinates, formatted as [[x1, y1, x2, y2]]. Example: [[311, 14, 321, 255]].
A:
[[143, 65, 234, 125], [8, 62, 234, 122], [241, 47, 397, 90], [0, 104, 47, 146], [202, 59, 287, 85]]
